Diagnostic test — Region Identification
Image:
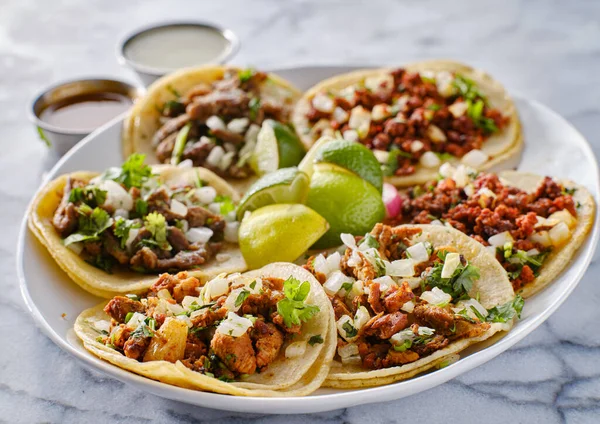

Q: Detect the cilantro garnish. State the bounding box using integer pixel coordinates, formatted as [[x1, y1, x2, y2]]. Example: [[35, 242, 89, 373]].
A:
[[276, 277, 320, 328], [142, 212, 171, 251], [393, 339, 412, 352], [342, 321, 358, 338], [563, 187, 577, 196], [382, 147, 413, 176], [68, 186, 107, 208], [214, 195, 236, 215], [131, 317, 156, 338], [452, 74, 486, 101], [134, 199, 148, 217], [427, 104, 442, 111], [102, 154, 153, 189], [249, 97, 261, 121], [114, 217, 142, 249], [235, 290, 250, 308], [238, 68, 255, 83], [486, 295, 524, 323], [308, 334, 324, 346], [64, 206, 113, 246], [423, 251, 480, 299], [360, 233, 380, 249], [466, 99, 499, 134], [86, 255, 115, 273], [37, 126, 51, 147]]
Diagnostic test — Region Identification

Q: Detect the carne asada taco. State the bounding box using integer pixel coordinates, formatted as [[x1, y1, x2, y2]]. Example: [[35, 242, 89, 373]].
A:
[[390, 164, 595, 298], [74, 263, 336, 396], [123, 65, 303, 190], [293, 60, 522, 187], [28, 154, 246, 297], [304, 223, 521, 388]]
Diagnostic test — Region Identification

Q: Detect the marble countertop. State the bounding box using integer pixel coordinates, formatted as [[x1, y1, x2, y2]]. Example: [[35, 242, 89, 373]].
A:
[[2, 0, 599, 422]]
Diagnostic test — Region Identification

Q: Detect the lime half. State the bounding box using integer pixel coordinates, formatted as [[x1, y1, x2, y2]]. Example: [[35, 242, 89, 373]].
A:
[[250, 120, 306, 175], [298, 135, 335, 177], [238, 204, 329, 269], [315, 139, 383, 192], [236, 167, 310, 220]]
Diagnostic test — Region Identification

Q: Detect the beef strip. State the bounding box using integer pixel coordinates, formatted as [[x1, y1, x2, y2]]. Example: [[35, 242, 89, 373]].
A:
[[103, 296, 145, 322], [52, 177, 85, 237], [186, 89, 249, 122], [152, 113, 191, 147], [251, 320, 284, 369]]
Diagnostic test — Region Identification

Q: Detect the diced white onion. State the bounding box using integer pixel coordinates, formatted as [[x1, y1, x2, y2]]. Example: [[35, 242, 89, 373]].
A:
[[448, 101, 468, 118], [312, 254, 328, 275], [401, 300, 415, 313], [333, 107, 349, 123], [348, 280, 365, 298], [193, 186, 217, 205], [365, 74, 394, 93], [341, 233, 357, 249], [373, 149, 390, 164], [227, 117, 249, 134], [285, 341, 308, 358], [224, 288, 244, 312], [526, 248, 540, 256], [207, 202, 222, 215], [203, 275, 230, 300], [529, 231, 552, 247], [453, 165, 471, 188], [464, 184, 475, 197], [421, 287, 452, 305], [371, 104, 391, 121], [439, 162, 454, 178], [488, 231, 514, 247], [338, 343, 361, 364], [216, 312, 254, 337], [181, 296, 200, 311], [95, 180, 133, 211], [430, 220, 444, 226], [219, 151, 235, 171], [386, 259, 415, 277], [420, 151, 441, 168], [312, 93, 335, 112], [157, 289, 173, 300], [125, 228, 140, 250], [427, 125, 447, 143], [324, 271, 354, 295], [342, 129, 359, 143], [67, 242, 83, 255], [549, 210, 577, 229], [175, 314, 193, 328], [485, 246, 497, 257], [348, 106, 371, 138], [453, 298, 488, 320], [177, 159, 194, 168], [411, 140, 425, 152], [206, 145, 225, 167], [93, 319, 111, 334], [436, 71, 456, 97], [224, 221, 239, 243], [336, 315, 356, 341], [206, 116, 226, 131], [353, 306, 370, 330], [549, 222, 570, 247], [186, 227, 214, 244], [114, 209, 129, 219], [373, 275, 396, 293], [325, 251, 342, 274], [126, 312, 147, 329], [245, 123, 261, 144], [390, 328, 415, 346], [441, 252, 461, 278], [166, 302, 185, 315], [347, 250, 362, 268], [406, 242, 429, 264], [170, 199, 188, 217], [462, 149, 489, 168]]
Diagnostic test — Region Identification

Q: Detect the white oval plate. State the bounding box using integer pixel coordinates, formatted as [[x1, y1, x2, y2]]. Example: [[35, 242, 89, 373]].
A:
[[17, 66, 599, 414]]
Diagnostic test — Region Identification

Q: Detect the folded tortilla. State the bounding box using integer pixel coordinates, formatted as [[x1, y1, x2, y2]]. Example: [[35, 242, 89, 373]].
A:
[[28, 165, 246, 298], [292, 60, 523, 187]]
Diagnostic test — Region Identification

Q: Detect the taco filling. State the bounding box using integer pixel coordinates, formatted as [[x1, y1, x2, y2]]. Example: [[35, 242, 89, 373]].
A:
[[302, 69, 509, 176], [152, 68, 298, 178], [52, 154, 239, 273], [390, 164, 579, 291], [304, 224, 522, 370], [94, 271, 321, 381]]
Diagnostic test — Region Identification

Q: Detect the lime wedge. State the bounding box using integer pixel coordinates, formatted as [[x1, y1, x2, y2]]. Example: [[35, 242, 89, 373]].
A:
[[250, 120, 305, 175], [298, 135, 335, 177], [236, 167, 310, 220], [239, 204, 329, 269], [315, 139, 383, 192], [307, 167, 386, 248]]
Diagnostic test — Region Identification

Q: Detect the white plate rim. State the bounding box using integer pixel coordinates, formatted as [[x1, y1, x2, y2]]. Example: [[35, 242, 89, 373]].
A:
[[16, 65, 600, 414]]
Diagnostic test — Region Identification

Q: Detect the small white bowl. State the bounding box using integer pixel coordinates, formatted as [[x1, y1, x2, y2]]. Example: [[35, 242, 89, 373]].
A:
[[117, 21, 240, 86]]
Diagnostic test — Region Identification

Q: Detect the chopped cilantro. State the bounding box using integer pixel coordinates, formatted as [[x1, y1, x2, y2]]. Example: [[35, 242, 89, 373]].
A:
[[124, 312, 134, 323], [37, 126, 51, 147], [64, 206, 113, 246], [393, 339, 412, 352], [86, 255, 115, 273], [68, 186, 107, 207], [423, 251, 480, 299], [563, 187, 577, 196], [102, 154, 153, 189], [276, 277, 320, 328], [166, 84, 181, 97], [486, 295, 524, 323], [360, 233, 380, 249], [434, 152, 455, 161], [214, 195, 236, 215], [238, 68, 255, 83], [131, 317, 156, 338], [452, 74, 485, 102], [143, 212, 171, 251], [341, 282, 354, 293], [249, 97, 261, 121], [235, 290, 250, 307], [114, 217, 142, 249], [249, 280, 257, 290], [162, 100, 185, 116], [427, 103, 442, 111], [466, 99, 499, 134], [308, 334, 324, 346], [135, 199, 148, 217], [382, 147, 413, 176], [342, 321, 358, 338]]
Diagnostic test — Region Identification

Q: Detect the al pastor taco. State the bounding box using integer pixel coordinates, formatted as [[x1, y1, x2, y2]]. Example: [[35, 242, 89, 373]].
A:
[[293, 60, 522, 187], [28, 154, 246, 297], [123, 65, 304, 191], [74, 263, 336, 396], [389, 165, 595, 297], [304, 223, 521, 388]]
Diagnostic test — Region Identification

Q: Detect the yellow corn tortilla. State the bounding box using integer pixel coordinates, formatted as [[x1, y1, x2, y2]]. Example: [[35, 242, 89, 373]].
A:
[[324, 224, 516, 388], [122, 65, 302, 193], [292, 60, 523, 187], [28, 165, 246, 298], [498, 171, 595, 298], [74, 263, 336, 396]]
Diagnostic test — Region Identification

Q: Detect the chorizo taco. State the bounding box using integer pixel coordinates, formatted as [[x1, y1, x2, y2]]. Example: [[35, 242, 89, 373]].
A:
[[304, 223, 521, 388], [292, 60, 522, 187], [28, 154, 246, 297], [391, 164, 595, 297], [123, 65, 304, 191], [74, 263, 336, 396]]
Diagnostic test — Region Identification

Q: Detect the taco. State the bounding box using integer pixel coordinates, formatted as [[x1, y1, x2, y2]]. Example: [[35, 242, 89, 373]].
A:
[[28, 154, 246, 298], [74, 263, 336, 396], [303, 223, 521, 388], [292, 60, 523, 187], [389, 164, 595, 297], [123, 65, 304, 191]]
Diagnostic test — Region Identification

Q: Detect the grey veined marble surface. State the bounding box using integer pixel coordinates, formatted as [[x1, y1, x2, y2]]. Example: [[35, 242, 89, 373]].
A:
[[2, 0, 600, 422]]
